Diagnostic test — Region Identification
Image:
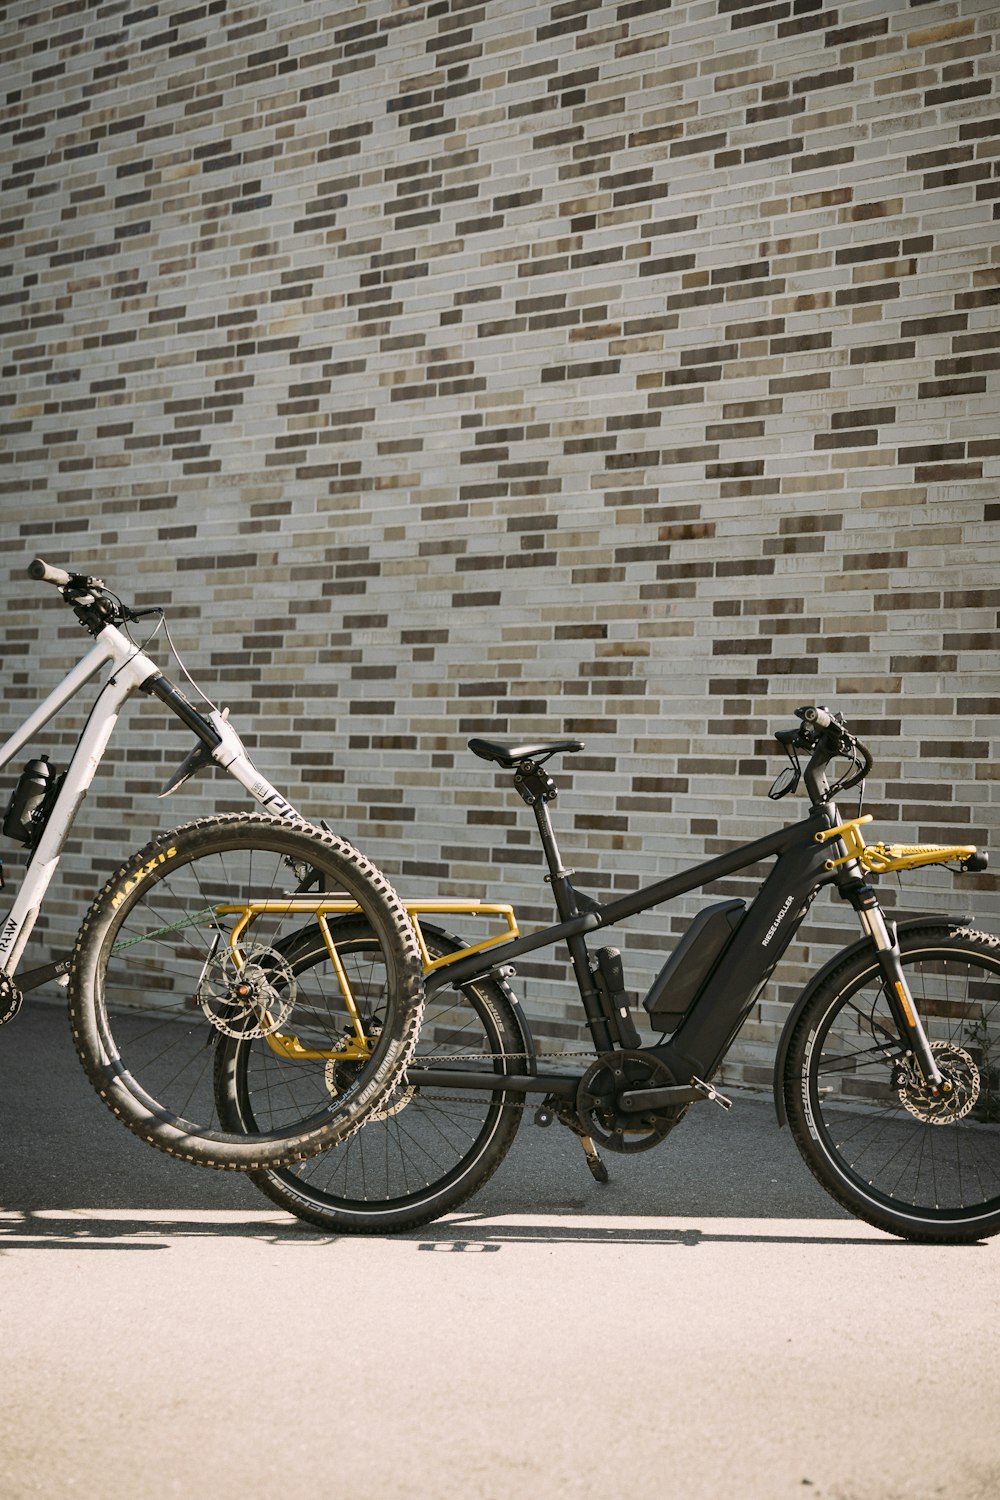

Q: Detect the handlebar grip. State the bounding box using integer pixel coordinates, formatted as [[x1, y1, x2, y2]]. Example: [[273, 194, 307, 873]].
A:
[[801, 705, 834, 729], [28, 558, 73, 587]]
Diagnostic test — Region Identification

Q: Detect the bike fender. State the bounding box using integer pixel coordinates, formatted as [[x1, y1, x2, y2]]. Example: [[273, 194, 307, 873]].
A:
[[771, 913, 973, 1127], [418, 920, 538, 1073]]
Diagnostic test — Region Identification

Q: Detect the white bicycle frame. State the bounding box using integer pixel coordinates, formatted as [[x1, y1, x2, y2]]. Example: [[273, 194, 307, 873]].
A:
[[0, 619, 301, 977]]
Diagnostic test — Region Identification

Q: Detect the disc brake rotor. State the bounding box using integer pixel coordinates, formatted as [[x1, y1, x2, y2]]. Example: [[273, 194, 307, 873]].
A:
[[197, 943, 296, 1039], [896, 1040, 980, 1124], [323, 1026, 414, 1120]]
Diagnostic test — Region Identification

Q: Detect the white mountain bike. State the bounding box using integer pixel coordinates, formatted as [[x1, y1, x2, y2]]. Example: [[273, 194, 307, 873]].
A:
[[0, 560, 423, 1169]]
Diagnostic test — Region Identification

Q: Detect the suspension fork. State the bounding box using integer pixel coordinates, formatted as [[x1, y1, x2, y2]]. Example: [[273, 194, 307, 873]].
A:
[[843, 879, 945, 1090]]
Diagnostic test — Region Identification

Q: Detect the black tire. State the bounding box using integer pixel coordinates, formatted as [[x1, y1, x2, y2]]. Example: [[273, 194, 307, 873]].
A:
[[217, 921, 525, 1232], [784, 925, 1000, 1243], [69, 815, 424, 1170]]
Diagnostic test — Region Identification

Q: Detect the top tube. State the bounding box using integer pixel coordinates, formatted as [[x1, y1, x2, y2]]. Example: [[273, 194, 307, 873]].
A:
[[426, 806, 839, 994], [0, 636, 123, 774]]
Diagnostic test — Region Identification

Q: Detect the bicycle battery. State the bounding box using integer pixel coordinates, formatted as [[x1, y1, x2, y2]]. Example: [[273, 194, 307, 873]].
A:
[[643, 899, 746, 1032]]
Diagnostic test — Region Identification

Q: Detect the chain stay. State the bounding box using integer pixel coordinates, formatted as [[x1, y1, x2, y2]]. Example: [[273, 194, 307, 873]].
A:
[[397, 1046, 598, 1108]]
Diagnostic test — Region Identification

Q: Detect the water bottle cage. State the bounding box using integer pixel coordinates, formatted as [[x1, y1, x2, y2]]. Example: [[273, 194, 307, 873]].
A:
[[2, 761, 64, 850]]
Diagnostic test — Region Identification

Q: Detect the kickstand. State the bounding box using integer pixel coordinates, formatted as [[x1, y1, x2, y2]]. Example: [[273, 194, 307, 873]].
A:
[[579, 1134, 609, 1184]]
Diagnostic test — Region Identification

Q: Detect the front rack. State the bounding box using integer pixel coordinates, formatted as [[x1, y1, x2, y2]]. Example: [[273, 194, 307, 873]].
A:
[[815, 815, 981, 874]]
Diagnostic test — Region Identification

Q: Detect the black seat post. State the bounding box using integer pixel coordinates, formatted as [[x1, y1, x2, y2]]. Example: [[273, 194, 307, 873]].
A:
[[513, 761, 579, 922]]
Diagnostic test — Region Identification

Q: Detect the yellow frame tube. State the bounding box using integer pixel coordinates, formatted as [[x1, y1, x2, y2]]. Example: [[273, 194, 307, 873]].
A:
[[211, 899, 519, 973]]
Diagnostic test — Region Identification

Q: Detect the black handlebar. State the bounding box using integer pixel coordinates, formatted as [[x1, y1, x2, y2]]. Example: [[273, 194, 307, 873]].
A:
[[783, 705, 873, 804], [27, 561, 876, 806], [27, 557, 155, 635], [29, 558, 76, 588]]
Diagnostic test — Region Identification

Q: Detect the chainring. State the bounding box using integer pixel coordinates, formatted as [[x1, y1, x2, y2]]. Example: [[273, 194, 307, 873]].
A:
[[576, 1049, 685, 1154], [197, 943, 296, 1039], [896, 1040, 980, 1124], [0, 973, 23, 1028]]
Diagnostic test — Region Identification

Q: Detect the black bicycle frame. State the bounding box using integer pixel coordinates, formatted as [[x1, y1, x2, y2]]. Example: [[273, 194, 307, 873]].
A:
[[414, 801, 842, 1097]]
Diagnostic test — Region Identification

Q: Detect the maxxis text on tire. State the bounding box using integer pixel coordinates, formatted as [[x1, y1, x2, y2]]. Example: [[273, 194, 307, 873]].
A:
[[69, 815, 424, 1170]]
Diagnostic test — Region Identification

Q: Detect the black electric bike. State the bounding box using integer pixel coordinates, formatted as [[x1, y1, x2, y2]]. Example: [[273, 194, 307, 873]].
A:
[[217, 709, 999, 1243]]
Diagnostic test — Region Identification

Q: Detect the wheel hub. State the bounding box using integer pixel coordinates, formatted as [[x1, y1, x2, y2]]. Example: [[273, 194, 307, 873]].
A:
[[198, 943, 296, 1039], [323, 1026, 414, 1120]]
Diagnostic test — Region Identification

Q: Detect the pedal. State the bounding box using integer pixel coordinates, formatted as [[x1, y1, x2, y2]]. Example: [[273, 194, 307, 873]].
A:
[[579, 1134, 609, 1184], [691, 1076, 733, 1111]]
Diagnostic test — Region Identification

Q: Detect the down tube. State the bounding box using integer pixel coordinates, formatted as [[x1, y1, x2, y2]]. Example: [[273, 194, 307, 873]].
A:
[[0, 664, 139, 973], [658, 832, 835, 1081]]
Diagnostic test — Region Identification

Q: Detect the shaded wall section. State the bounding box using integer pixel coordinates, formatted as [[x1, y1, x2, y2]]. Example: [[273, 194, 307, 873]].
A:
[[2, 0, 998, 1078]]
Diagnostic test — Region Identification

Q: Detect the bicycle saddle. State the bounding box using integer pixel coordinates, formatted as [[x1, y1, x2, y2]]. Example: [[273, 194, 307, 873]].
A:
[[468, 737, 584, 768]]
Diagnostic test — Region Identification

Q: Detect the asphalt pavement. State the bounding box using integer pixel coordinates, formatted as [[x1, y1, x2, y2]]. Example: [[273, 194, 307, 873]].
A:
[[2, 998, 998, 1500]]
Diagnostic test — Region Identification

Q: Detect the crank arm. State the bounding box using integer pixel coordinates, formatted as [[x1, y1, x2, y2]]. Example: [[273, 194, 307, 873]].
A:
[[620, 1077, 733, 1112], [618, 1083, 712, 1112], [15, 953, 72, 992]]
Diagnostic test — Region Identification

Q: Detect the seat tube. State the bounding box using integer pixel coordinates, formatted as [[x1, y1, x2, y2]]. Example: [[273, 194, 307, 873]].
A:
[[532, 797, 615, 1052], [1, 659, 140, 973]]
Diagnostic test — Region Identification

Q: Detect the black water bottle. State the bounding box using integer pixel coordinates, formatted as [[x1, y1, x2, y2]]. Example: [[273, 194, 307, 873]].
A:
[[3, 756, 52, 847]]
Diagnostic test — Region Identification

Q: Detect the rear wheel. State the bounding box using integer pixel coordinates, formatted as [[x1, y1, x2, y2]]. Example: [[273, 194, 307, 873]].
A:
[[69, 816, 424, 1170], [217, 922, 526, 1232], [784, 925, 1000, 1242]]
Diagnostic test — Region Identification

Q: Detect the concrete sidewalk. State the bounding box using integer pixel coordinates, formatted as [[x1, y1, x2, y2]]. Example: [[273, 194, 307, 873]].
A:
[[2, 1000, 998, 1500]]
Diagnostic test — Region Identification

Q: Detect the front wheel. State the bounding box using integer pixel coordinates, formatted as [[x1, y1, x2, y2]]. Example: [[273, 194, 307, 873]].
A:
[[217, 922, 526, 1232], [69, 815, 424, 1170], [784, 925, 1000, 1243]]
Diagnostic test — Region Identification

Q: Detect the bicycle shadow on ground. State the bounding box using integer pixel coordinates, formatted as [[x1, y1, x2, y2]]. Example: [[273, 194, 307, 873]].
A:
[[0, 1209, 898, 1252], [410, 1220, 893, 1249]]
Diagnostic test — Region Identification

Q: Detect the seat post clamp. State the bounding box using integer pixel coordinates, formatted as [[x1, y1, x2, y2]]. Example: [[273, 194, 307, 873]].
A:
[[513, 762, 558, 807]]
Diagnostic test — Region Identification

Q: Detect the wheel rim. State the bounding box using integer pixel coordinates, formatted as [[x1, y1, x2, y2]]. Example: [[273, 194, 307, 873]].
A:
[[225, 935, 516, 1216], [89, 829, 410, 1151], [803, 945, 1000, 1224]]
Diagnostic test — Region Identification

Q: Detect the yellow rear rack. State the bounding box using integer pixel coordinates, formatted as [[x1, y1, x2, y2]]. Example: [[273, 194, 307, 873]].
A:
[[208, 898, 520, 1065]]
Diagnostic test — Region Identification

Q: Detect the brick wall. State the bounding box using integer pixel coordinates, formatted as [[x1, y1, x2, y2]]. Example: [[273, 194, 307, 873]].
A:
[[2, 0, 998, 1080]]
